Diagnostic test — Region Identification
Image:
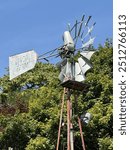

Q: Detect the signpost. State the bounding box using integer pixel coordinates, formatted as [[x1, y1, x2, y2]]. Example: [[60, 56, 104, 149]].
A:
[[9, 50, 37, 80]]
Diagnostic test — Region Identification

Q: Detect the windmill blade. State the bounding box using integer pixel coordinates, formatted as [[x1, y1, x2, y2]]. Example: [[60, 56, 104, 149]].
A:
[[78, 15, 85, 37], [73, 20, 78, 40], [75, 62, 86, 82], [65, 61, 73, 81], [59, 65, 66, 82], [80, 16, 92, 39], [80, 50, 96, 60], [59, 61, 73, 82], [74, 15, 85, 47], [82, 22, 96, 41], [56, 58, 67, 69], [78, 57, 92, 74], [82, 37, 95, 48], [71, 16, 86, 40], [85, 16, 92, 27], [89, 22, 96, 32], [70, 21, 80, 33], [87, 22, 96, 35]]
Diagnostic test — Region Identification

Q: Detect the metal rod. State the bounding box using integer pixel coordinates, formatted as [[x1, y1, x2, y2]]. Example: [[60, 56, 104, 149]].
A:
[[38, 48, 58, 58], [38, 53, 59, 60], [56, 88, 65, 150], [78, 15, 85, 37], [78, 117, 86, 150], [70, 102, 74, 150], [38, 44, 68, 60], [67, 99, 70, 150], [67, 89, 71, 150], [74, 93, 86, 150]]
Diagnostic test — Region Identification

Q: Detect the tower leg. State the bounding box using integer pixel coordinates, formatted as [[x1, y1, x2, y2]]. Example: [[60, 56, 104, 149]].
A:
[[56, 89, 65, 150], [78, 117, 86, 150], [66, 88, 74, 150], [70, 102, 74, 150], [56, 88, 86, 150], [67, 98, 71, 150]]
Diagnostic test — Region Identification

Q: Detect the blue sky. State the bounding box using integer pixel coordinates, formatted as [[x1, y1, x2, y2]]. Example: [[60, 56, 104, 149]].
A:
[[0, 0, 112, 77]]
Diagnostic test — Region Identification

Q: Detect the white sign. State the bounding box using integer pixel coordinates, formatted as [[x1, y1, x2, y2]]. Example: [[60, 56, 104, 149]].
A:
[[9, 50, 37, 80]]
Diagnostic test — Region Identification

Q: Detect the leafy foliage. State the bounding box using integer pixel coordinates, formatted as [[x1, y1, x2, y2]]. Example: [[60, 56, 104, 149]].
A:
[[81, 39, 113, 150], [26, 136, 54, 150], [0, 40, 113, 150], [0, 114, 38, 149]]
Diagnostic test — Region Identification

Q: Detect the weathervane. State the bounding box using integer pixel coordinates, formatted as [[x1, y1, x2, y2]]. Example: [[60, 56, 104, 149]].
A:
[[9, 15, 96, 150]]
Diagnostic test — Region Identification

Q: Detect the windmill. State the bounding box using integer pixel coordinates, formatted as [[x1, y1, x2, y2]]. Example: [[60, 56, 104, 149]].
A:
[[9, 15, 96, 150]]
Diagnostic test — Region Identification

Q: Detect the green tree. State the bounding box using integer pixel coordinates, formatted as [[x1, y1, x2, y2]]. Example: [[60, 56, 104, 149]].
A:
[[80, 39, 113, 150], [0, 39, 113, 150], [0, 63, 61, 149], [0, 114, 38, 150]]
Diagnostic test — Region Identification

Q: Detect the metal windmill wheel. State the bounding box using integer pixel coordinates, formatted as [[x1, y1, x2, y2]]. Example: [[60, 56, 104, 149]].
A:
[[57, 15, 96, 90]]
